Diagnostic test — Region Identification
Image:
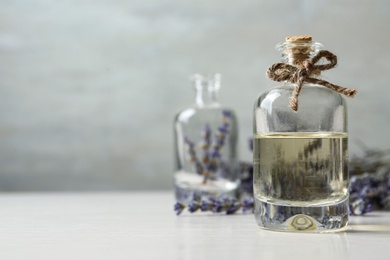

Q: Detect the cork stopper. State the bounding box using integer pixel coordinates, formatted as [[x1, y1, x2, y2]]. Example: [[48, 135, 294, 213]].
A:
[[286, 35, 312, 43], [284, 35, 313, 64]]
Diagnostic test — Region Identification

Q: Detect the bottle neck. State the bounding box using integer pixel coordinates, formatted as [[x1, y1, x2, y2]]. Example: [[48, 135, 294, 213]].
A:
[[195, 88, 219, 107], [192, 74, 221, 108], [276, 41, 324, 65]]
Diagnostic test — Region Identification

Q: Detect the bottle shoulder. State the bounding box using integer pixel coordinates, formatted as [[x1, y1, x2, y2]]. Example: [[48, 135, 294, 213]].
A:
[[255, 84, 346, 109], [253, 83, 348, 133], [258, 83, 345, 96], [175, 105, 237, 123]]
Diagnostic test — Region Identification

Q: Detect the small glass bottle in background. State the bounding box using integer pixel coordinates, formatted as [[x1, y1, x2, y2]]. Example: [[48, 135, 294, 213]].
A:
[[253, 36, 356, 232], [174, 74, 240, 203]]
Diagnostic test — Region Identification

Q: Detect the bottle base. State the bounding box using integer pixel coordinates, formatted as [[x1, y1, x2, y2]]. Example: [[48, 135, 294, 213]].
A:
[[254, 196, 349, 232], [174, 170, 240, 203]]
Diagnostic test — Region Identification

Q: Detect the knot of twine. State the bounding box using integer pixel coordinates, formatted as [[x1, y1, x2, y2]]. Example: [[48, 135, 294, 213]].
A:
[[267, 50, 357, 111]]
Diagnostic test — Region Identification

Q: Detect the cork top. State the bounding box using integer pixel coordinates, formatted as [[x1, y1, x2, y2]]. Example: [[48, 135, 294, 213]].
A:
[[286, 35, 312, 43]]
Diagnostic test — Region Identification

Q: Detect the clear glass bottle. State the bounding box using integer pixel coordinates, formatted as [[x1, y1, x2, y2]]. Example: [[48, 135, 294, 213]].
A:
[[174, 74, 240, 203], [253, 36, 349, 232]]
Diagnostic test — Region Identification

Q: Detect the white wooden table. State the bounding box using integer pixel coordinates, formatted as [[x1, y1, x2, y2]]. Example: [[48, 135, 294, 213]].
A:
[[0, 192, 389, 260]]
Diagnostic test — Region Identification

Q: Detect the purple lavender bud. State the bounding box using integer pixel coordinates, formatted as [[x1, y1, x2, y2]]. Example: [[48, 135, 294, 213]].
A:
[[214, 136, 225, 147], [226, 200, 240, 215], [211, 197, 224, 213], [200, 124, 212, 150], [222, 110, 233, 119], [188, 201, 200, 213], [210, 150, 221, 159], [174, 202, 185, 215], [248, 138, 253, 152], [242, 197, 254, 213], [365, 203, 373, 214], [200, 200, 211, 211], [218, 123, 229, 134], [359, 186, 370, 197], [207, 196, 217, 203]]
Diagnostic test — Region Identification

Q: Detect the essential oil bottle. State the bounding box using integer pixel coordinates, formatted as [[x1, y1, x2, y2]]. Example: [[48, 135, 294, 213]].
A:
[[174, 74, 240, 203], [253, 36, 356, 232]]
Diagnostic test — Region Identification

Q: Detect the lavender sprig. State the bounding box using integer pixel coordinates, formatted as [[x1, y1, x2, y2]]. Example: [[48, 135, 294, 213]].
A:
[[199, 124, 212, 184], [184, 136, 203, 175], [348, 148, 390, 215], [349, 170, 390, 215], [200, 124, 212, 165], [174, 202, 185, 215], [204, 110, 232, 183], [183, 110, 234, 184], [174, 194, 254, 215]]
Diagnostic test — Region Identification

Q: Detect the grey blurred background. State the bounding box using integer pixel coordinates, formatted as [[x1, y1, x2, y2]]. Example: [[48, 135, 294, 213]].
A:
[[1, 0, 389, 191]]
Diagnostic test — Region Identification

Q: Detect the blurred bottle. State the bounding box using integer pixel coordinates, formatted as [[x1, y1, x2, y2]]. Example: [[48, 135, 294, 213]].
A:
[[174, 74, 240, 203]]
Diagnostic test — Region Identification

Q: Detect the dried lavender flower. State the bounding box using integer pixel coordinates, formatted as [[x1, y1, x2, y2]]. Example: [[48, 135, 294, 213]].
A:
[[183, 110, 234, 184], [222, 110, 233, 120], [248, 138, 253, 152], [200, 124, 212, 164], [175, 193, 252, 215], [188, 201, 201, 213], [241, 197, 254, 213], [349, 169, 390, 215], [174, 202, 185, 215], [184, 136, 204, 176]]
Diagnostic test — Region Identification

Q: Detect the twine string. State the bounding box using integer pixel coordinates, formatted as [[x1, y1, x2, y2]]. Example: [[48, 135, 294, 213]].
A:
[[267, 50, 357, 111]]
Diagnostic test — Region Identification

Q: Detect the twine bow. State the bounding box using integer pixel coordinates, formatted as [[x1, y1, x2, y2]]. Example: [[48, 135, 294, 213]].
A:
[[267, 50, 357, 111]]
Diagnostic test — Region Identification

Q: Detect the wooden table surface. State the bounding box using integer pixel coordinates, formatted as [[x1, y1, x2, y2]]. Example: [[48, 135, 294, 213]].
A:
[[0, 192, 389, 260]]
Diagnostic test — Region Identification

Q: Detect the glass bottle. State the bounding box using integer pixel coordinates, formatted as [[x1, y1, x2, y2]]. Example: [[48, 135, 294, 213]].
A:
[[174, 74, 240, 203], [253, 36, 350, 232]]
